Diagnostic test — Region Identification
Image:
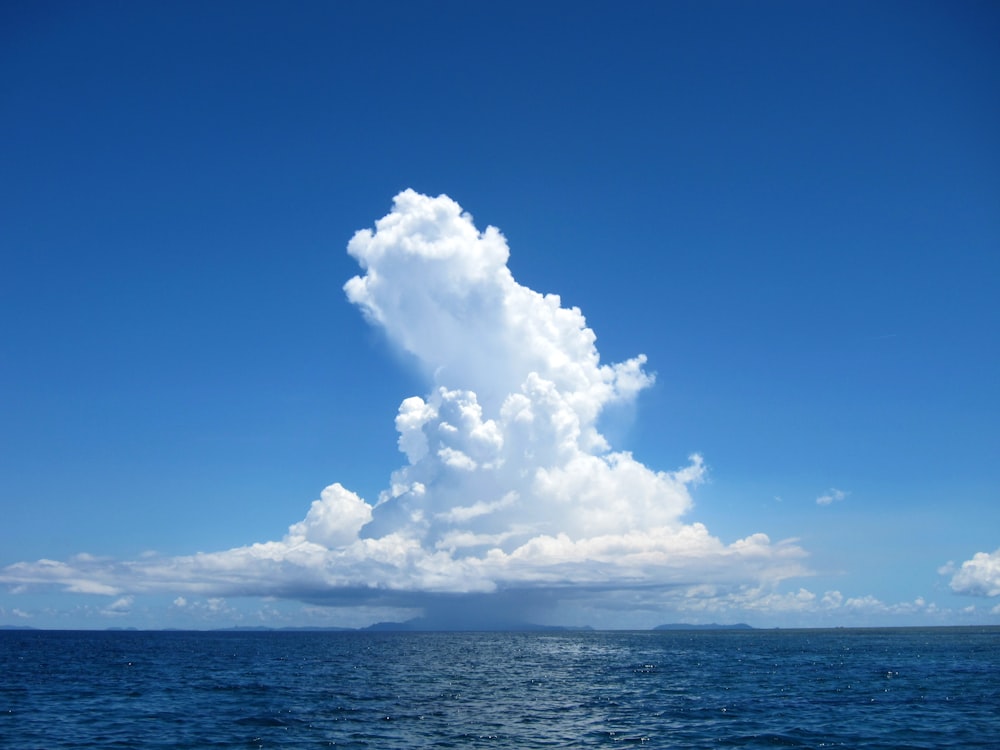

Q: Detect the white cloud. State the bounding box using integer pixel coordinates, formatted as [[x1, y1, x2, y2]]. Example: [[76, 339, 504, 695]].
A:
[[2, 559, 121, 596], [608, 584, 950, 626], [947, 548, 1000, 597], [102, 596, 133, 616], [287, 483, 373, 548], [845, 594, 883, 610], [816, 488, 848, 506], [821, 590, 844, 608], [0, 190, 811, 622], [344, 190, 653, 424], [839, 594, 936, 616]]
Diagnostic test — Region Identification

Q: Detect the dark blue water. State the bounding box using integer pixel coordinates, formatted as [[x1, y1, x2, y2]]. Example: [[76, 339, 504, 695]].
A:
[[1, 628, 997, 748]]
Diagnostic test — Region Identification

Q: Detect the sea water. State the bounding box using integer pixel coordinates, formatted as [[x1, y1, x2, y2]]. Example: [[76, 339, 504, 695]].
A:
[[1, 627, 998, 748]]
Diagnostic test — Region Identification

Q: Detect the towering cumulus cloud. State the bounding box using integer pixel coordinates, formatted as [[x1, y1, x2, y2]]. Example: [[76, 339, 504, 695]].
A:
[[344, 190, 685, 547], [1, 191, 807, 621]]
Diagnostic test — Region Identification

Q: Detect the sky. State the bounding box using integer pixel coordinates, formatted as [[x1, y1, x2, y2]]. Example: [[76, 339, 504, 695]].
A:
[[1, 1, 998, 630]]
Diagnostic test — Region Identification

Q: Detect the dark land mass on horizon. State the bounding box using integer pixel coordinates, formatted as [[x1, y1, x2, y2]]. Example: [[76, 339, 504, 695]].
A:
[[654, 623, 754, 631], [361, 617, 595, 632], [4, 623, 1000, 633], [0, 623, 590, 633]]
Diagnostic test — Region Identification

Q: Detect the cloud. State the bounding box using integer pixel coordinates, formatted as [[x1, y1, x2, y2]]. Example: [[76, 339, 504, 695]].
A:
[[102, 596, 134, 617], [0, 190, 810, 622], [287, 483, 373, 548], [946, 548, 1000, 597], [816, 488, 848, 506], [612, 584, 946, 625], [2, 559, 122, 596]]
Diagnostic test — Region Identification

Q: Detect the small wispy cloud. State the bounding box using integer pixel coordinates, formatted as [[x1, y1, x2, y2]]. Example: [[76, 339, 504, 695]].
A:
[[0, 607, 32, 620], [816, 488, 848, 506]]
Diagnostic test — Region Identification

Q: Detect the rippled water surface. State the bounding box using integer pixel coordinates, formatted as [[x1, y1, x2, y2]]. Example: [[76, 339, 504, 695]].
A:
[[2, 628, 998, 748]]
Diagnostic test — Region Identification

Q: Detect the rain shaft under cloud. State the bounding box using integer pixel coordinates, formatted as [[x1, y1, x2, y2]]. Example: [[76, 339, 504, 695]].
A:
[[1, 191, 809, 618]]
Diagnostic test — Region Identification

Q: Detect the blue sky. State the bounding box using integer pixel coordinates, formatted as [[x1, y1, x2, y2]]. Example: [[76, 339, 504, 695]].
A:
[[2, 1, 998, 629]]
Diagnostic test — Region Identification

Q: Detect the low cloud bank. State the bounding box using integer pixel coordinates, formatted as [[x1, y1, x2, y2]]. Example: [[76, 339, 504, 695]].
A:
[[3, 191, 816, 621]]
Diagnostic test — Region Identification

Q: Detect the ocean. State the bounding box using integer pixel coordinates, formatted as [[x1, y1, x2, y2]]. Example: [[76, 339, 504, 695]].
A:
[[1, 627, 997, 748]]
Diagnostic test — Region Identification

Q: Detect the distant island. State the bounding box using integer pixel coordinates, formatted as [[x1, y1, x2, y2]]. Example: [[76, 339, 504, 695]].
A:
[[362, 616, 594, 632], [1, 621, 755, 633], [216, 621, 751, 633], [653, 623, 754, 631], [209, 625, 356, 633]]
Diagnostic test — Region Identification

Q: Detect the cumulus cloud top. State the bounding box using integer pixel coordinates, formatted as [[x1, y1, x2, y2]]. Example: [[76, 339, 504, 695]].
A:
[[1, 191, 809, 617], [344, 189, 652, 424]]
